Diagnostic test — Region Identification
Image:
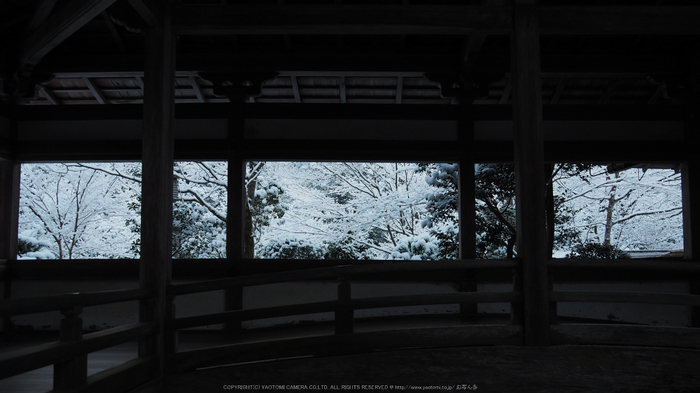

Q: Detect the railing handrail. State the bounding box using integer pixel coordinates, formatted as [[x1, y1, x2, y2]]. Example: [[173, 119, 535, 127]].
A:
[[0, 288, 154, 317], [0, 322, 155, 381], [170, 259, 519, 296], [550, 290, 700, 306], [169, 291, 522, 330], [549, 258, 700, 273]]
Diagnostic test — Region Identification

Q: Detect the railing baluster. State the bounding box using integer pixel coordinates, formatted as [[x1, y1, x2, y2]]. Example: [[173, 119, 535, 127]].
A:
[[335, 274, 353, 334], [54, 299, 87, 390]]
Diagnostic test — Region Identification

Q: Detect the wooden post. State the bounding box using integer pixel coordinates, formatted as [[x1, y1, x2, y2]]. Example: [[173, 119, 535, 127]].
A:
[[225, 104, 245, 333], [459, 102, 477, 320], [511, 2, 550, 346], [54, 303, 87, 390], [682, 49, 700, 328], [335, 275, 353, 335], [0, 157, 20, 333], [139, 3, 175, 385]]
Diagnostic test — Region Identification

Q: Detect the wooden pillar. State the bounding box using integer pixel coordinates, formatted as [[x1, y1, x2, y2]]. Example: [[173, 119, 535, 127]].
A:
[[225, 104, 245, 332], [459, 102, 477, 319], [511, 2, 550, 345], [0, 159, 20, 333], [139, 3, 176, 385], [682, 48, 700, 328]]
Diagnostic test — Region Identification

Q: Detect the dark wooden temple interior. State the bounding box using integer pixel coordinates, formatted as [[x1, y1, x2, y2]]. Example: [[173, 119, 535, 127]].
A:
[[1, 1, 700, 392]]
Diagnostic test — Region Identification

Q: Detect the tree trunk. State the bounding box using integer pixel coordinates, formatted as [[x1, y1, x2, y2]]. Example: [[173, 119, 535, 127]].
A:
[[603, 174, 619, 246]]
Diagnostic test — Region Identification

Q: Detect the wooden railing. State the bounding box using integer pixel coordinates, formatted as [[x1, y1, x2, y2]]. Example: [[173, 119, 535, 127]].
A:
[[0, 288, 156, 393], [166, 259, 524, 371], [2, 257, 699, 390], [549, 258, 700, 349]]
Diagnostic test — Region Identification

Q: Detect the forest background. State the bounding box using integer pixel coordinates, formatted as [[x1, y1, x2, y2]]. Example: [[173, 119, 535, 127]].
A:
[[17, 160, 683, 261]]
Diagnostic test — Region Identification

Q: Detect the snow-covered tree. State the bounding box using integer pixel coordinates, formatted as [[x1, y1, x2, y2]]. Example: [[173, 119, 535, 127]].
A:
[[253, 162, 447, 259], [18, 163, 140, 259], [554, 165, 683, 252]]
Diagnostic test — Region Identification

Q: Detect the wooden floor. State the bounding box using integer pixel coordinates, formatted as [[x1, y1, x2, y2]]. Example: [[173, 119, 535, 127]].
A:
[[3, 331, 700, 393], [164, 345, 700, 393]]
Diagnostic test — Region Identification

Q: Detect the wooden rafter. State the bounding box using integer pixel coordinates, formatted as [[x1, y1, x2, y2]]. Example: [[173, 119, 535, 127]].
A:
[[499, 77, 511, 105], [39, 85, 61, 105], [101, 11, 126, 52], [396, 76, 403, 104], [291, 76, 301, 103], [127, 0, 163, 27], [25, 0, 60, 33], [598, 78, 619, 105], [461, 0, 505, 67], [550, 77, 568, 105], [189, 76, 206, 103], [339, 76, 346, 104], [20, 0, 119, 67], [82, 77, 108, 104]]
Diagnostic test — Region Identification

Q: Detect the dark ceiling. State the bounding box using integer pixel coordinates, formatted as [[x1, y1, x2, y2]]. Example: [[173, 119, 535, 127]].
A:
[[0, 0, 698, 106]]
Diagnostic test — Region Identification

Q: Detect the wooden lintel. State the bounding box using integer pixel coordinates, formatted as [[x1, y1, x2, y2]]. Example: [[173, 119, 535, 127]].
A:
[[173, 5, 512, 36], [538, 6, 700, 36], [172, 5, 700, 36], [20, 0, 119, 67], [34, 53, 684, 78]]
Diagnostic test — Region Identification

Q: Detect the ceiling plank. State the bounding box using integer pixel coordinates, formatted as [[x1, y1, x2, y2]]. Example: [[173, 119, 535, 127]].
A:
[[20, 0, 119, 67], [173, 5, 512, 36]]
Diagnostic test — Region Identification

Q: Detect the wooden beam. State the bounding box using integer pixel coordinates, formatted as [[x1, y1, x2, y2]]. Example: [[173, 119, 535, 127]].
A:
[[538, 6, 700, 36], [173, 5, 512, 36], [549, 77, 567, 105], [172, 5, 700, 36], [19, 0, 119, 67], [511, 2, 549, 345], [139, 4, 175, 385]]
